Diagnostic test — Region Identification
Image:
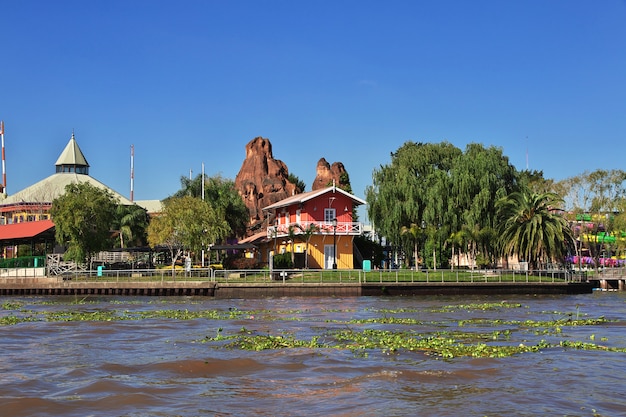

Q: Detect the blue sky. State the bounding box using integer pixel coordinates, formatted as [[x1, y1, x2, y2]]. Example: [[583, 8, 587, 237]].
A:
[[2, 1, 626, 211]]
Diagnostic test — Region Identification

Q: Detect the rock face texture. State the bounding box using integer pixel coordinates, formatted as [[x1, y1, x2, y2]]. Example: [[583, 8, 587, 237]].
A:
[[312, 158, 349, 191], [235, 137, 297, 234]]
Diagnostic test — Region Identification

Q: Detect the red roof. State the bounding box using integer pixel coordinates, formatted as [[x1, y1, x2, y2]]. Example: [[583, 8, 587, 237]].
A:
[[0, 220, 55, 240]]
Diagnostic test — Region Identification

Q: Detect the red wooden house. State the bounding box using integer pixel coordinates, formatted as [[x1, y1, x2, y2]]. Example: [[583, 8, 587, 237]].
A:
[[243, 185, 366, 269]]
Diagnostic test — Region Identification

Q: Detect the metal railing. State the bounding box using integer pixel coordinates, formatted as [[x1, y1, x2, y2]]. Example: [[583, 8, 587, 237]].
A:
[[267, 221, 363, 238], [40, 268, 591, 284]]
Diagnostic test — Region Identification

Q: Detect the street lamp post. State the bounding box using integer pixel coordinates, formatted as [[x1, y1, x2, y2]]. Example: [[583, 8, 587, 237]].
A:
[[420, 220, 426, 270], [332, 217, 338, 269], [434, 223, 441, 271]]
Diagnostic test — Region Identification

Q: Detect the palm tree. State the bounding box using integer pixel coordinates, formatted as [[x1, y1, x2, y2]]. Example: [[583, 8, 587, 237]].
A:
[[401, 223, 425, 269], [448, 230, 466, 270], [496, 190, 574, 270], [286, 225, 298, 267], [459, 224, 481, 270], [297, 223, 319, 269], [114, 204, 149, 249]]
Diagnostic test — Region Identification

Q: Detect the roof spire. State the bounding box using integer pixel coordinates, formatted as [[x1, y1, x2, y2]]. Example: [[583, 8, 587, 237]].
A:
[[55, 131, 90, 175]]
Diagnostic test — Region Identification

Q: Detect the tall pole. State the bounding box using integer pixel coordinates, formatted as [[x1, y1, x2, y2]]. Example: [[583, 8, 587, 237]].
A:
[[1, 120, 6, 193], [201, 162, 205, 267], [332, 218, 337, 269], [201, 162, 205, 201], [130, 144, 134, 202]]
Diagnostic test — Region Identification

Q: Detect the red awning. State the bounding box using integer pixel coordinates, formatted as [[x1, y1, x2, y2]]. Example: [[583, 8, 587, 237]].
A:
[[0, 220, 55, 240]]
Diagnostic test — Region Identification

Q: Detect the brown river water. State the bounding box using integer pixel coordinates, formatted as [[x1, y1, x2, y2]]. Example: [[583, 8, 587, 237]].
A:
[[1, 292, 625, 417]]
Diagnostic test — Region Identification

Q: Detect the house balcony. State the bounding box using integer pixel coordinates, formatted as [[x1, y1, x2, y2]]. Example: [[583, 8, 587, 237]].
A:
[[267, 221, 363, 239]]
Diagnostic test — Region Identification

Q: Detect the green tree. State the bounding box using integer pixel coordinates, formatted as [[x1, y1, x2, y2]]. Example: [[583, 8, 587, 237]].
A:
[[518, 169, 557, 195], [496, 190, 574, 270], [366, 141, 461, 258], [401, 222, 425, 269], [288, 173, 306, 193], [447, 230, 467, 270], [557, 169, 626, 270], [174, 174, 248, 239], [112, 204, 150, 248], [203, 175, 249, 239], [450, 143, 519, 233], [147, 196, 230, 274], [50, 182, 118, 266], [367, 141, 518, 266]]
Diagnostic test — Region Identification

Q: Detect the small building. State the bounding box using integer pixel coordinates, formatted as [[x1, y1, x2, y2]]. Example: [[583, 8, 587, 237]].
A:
[[241, 185, 366, 269]]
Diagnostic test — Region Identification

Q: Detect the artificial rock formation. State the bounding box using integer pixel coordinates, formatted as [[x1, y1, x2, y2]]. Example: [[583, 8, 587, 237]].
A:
[[312, 158, 349, 191], [235, 137, 297, 234]]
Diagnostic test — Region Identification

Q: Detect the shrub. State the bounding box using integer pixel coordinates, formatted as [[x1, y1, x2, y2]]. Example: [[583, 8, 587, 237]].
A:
[[272, 253, 293, 269]]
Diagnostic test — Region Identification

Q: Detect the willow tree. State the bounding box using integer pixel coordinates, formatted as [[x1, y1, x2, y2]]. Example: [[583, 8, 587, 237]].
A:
[[367, 141, 518, 267], [366, 142, 460, 264], [450, 144, 518, 230], [496, 190, 574, 270]]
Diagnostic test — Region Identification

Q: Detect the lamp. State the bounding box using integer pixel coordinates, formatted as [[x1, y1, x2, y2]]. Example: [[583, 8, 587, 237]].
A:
[[332, 217, 338, 269]]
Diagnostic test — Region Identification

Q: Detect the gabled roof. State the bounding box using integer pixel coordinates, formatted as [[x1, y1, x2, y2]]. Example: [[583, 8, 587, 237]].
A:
[[262, 186, 366, 211], [0, 219, 55, 240], [55, 132, 89, 167]]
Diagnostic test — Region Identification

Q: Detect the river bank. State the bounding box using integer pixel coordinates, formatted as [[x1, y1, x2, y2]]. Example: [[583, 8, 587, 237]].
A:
[[0, 276, 595, 297]]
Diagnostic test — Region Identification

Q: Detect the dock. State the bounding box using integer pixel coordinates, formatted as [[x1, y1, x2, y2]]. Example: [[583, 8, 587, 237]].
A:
[[0, 277, 595, 298]]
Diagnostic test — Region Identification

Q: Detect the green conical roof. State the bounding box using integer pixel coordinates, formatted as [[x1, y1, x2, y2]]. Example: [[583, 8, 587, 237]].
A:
[[55, 132, 89, 168]]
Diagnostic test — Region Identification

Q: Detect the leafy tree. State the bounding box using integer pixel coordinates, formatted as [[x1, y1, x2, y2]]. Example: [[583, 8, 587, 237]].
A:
[[557, 169, 626, 213], [367, 141, 518, 266], [202, 175, 249, 239], [518, 169, 556, 195], [496, 190, 574, 270], [174, 174, 248, 239], [367, 141, 461, 258], [450, 143, 519, 232], [557, 169, 626, 270], [147, 196, 230, 274], [112, 204, 150, 248], [338, 172, 353, 194], [175, 174, 203, 198], [50, 182, 118, 265], [288, 173, 306, 193]]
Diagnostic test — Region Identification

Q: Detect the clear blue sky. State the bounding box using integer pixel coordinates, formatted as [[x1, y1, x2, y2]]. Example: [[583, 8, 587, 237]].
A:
[[2, 1, 625, 209]]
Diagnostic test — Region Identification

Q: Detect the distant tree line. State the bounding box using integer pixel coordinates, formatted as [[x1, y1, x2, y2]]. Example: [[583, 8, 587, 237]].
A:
[[366, 141, 626, 271], [50, 141, 626, 272]]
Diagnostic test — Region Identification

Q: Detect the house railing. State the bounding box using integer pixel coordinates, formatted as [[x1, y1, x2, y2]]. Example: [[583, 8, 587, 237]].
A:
[[267, 221, 362, 238]]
